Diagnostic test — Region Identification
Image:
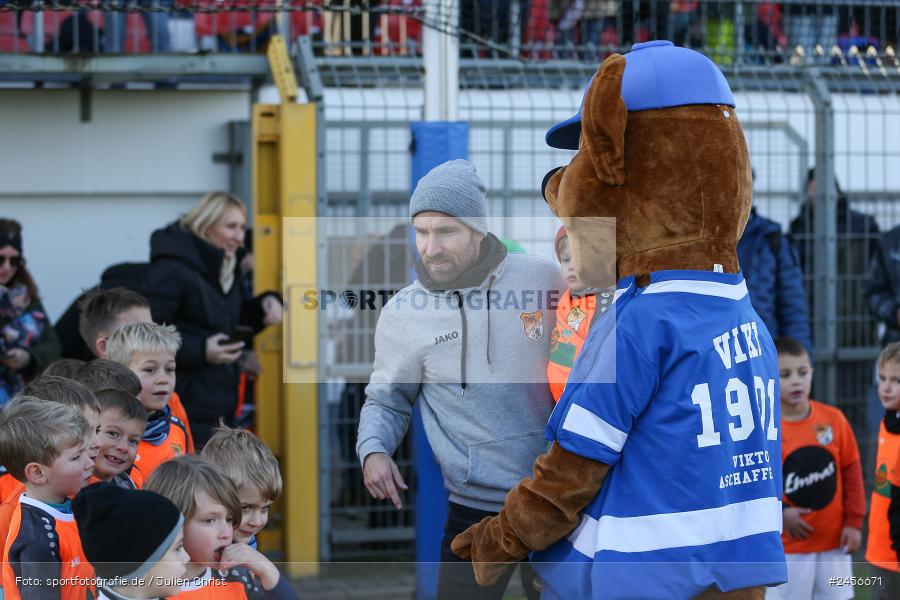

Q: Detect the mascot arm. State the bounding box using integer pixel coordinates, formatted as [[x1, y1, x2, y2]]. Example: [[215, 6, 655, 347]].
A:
[[451, 441, 609, 586]]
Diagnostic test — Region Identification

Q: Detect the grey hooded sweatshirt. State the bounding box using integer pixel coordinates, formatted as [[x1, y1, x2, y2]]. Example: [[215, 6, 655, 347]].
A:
[[357, 235, 564, 512]]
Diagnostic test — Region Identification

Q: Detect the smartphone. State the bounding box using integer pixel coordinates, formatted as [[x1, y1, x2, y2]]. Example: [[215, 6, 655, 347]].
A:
[[225, 326, 255, 346]]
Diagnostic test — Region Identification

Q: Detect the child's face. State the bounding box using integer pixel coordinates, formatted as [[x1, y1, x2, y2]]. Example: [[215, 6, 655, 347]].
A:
[[234, 483, 273, 544], [127, 350, 176, 413], [40, 439, 95, 501], [81, 407, 102, 462], [558, 238, 586, 293], [878, 360, 900, 411], [183, 490, 235, 568], [778, 352, 812, 412], [94, 409, 145, 480], [143, 526, 190, 596]]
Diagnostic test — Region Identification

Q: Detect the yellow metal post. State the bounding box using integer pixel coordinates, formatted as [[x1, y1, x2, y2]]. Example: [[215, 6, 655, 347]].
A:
[[267, 35, 299, 104], [254, 37, 319, 577]]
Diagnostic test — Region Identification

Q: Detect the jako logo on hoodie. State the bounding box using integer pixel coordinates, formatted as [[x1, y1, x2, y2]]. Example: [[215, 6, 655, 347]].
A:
[[434, 331, 459, 345]]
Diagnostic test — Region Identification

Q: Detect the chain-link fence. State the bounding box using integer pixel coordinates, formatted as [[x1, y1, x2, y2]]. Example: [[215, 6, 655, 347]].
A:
[[2, 1, 899, 66], [310, 49, 900, 564]]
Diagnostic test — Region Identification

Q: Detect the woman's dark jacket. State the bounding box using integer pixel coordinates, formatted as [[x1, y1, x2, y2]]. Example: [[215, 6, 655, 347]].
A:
[[144, 222, 271, 425]]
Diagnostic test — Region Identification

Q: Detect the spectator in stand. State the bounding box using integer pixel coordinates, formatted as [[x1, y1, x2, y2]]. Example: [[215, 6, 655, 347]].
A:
[[866, 220, 900, 348], [790, 169, 880, 349], [460, 0, 512, 55], [0, 219, 60, 405], [737, 171, 812, 354], [785, 3, 837, 63], [143, 192, 283, 447], [865, 212, 900, 450], [553, 1, 618, 60], [790, 168, 880, 460], [746, 2, 786, 62], [580, 1, 618, 59], [668, 1, 699, 47], [104, 0, 171, 53], [552, 0, 585, 57]]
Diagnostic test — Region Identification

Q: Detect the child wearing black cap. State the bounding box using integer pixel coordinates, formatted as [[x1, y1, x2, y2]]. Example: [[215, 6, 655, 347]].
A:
[[144, 456, 297, 600], [73, 482, 189, 599]]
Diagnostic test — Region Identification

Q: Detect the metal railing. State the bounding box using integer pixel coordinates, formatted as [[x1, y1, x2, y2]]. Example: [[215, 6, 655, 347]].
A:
[[0, 1, 898, 68]]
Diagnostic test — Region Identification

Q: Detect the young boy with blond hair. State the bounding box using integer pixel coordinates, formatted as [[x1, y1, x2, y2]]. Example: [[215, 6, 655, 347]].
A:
[[0, 376, 102, 573], [90, 389, 148, 490], [144, 456, 297, 600], [201, 426, 282, 549], [865, 341, 900, 599], [2, 375, 101, 500], [768, 337, 865, 600], [107, 322, 190, 478], [78, 287, 194, 451], [0, 398, 97, 600]]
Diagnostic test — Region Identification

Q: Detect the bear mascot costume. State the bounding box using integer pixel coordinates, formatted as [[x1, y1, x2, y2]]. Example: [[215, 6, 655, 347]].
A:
[[452, 41, 788, 599]]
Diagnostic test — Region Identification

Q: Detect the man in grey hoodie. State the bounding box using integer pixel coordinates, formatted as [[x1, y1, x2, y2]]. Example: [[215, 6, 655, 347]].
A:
[[356, 159, 563, 599]]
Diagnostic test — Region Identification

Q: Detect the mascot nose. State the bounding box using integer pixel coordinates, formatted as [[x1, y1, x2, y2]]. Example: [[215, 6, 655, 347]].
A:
[[541, 166, 564, 204]]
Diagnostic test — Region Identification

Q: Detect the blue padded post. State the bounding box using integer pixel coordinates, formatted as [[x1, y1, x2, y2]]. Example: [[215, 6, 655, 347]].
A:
[[409, 120, 468, 600]]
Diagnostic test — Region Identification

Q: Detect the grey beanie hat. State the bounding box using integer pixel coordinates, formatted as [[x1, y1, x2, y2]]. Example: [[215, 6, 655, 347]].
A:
[[409, 159, 488, 235]]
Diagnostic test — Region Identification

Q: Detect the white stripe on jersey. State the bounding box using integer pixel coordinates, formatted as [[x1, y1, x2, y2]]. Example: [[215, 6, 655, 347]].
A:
[[643, 279, 749, 300], [567, 496, 782, 556], [562, 404, 628, 452], [20, 494, 75, 522]]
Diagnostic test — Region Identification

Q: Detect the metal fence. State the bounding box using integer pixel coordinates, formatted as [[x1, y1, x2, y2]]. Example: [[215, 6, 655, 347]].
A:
[[307, 45, 900, 560], [2, 1, 899, 67]]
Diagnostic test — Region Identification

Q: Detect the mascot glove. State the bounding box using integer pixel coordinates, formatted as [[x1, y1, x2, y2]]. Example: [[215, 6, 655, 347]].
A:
[[451, 442, 610, 587], [450, 512, 528, 586]]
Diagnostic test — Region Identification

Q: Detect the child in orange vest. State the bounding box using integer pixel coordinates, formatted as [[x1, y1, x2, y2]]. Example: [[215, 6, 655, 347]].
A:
[[865, 341, 900, 599], [0, 376, 101, 597], [89, 390, 148, 490], [78, 287, 195, 452], [0, 399, 97, 600], [107, 322, 189, 478], [768, 337, 865, 600], [547, 226, 614, 402]]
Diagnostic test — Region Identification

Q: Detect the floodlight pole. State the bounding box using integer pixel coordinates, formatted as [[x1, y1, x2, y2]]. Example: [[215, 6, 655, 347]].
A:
[[423, 0, 459, 121]]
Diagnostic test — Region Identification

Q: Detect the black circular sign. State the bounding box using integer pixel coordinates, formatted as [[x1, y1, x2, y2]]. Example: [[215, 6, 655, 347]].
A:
[[782, 446, 837, 510]]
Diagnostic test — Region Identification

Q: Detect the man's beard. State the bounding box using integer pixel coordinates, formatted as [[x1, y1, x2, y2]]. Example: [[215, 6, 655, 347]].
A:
[[424, 242, 479, 283], [424, 256, 462, 283]]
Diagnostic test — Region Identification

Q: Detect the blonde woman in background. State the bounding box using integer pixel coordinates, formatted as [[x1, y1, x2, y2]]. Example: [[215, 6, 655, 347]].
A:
[[144, 192, 282, 447]]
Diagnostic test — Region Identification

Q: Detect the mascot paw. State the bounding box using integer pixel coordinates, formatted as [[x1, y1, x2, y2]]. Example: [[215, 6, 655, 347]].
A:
[[451, 516, 520, 587]]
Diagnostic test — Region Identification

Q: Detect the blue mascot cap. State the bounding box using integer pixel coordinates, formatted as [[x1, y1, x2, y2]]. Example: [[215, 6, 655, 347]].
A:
[[545, 40, 735, 150]]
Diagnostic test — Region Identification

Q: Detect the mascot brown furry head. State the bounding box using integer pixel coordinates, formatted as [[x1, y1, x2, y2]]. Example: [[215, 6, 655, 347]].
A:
[[453, 42, 783, 600], [543, 40, 752, 286]]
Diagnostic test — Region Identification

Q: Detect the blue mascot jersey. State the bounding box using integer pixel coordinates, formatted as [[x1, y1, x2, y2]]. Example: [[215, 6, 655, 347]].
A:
[[534, 270, 787, 600]]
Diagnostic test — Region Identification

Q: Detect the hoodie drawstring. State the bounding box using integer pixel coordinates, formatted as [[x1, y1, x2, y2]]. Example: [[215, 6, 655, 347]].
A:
[[486, 275, 496, 367], [453, 291, 467, 395]]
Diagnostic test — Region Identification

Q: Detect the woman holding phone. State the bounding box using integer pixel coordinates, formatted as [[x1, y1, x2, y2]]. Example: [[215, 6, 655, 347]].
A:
[[144, 192, 282, 447]]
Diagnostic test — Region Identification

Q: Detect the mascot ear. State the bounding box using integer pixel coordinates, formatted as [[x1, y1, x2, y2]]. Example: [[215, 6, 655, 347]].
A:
[[582, 54, 627, 186]]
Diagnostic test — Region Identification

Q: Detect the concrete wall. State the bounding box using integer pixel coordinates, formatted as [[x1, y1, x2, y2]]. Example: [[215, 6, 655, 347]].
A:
[[0, 88, 252, 320]]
